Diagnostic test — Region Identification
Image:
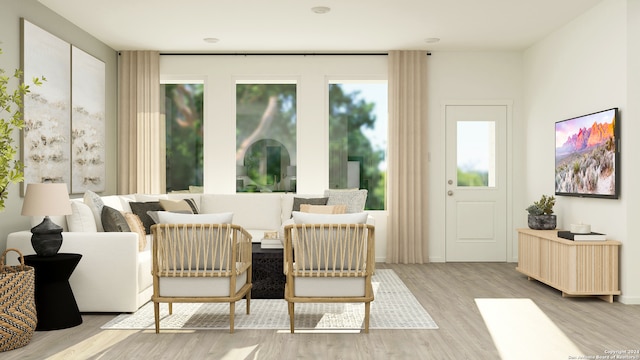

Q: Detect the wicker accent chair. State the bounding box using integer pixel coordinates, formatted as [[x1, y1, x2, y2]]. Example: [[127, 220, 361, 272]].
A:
[[283, 223, 375, 333], [151, 223, 252, 333]]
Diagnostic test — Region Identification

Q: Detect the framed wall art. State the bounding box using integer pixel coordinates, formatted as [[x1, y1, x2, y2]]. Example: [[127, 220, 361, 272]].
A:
[[21, 19, 71, 188], [71, 46, 106, 193], [21, 19, 107, 194]]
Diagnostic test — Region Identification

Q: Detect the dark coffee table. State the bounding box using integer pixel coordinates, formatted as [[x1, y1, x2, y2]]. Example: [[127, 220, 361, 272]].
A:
[[251, 243, 285, 299]]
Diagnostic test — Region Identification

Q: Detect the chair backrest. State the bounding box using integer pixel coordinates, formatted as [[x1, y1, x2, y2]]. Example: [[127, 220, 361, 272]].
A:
[[284, 223, 374, 276], [152, 223, 252, 277]]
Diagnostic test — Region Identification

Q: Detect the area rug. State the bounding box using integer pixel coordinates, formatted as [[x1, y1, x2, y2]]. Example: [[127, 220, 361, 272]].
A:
[[101, 269, 438, 331]]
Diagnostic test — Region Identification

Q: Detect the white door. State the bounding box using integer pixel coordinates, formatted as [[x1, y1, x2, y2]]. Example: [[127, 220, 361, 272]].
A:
[[445, 105, 507, 261]]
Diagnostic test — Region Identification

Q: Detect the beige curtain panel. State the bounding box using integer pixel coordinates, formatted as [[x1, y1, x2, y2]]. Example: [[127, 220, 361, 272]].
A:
[[117, 51, 165, 195], [386, 50, 429, 264]]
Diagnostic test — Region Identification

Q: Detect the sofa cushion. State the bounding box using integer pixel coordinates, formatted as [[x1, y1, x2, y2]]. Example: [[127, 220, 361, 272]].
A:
[[291, 211, 368, 224], [124, 213, 147, 251], [156, 211, 233, 224], [102, 206, 131, 232], [324, 189, 368, 213], [130, 201, 164, 234], [84, 190, 105, 231], [135, 194, 169, 202], [101, 195, 127, 212], [66, 201, 98, 232], [200, 194, 281, 231]]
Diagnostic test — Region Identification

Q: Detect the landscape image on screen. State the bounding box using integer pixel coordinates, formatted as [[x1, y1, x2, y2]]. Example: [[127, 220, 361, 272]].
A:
[[555, 108, 617, 197]]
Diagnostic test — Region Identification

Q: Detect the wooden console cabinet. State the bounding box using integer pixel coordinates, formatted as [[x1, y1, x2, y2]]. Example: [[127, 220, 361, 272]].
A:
[[516, 228, 620, 303]]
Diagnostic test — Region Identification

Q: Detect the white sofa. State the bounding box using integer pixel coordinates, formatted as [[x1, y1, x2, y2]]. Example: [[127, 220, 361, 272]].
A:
[[7, 191, 371, 313]]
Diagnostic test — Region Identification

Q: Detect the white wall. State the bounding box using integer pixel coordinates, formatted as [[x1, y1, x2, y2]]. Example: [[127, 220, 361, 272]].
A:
[[523, 0, 639, 303], [161, 55, 390, 260], [0, 0, 118, 250], [426, 51, 524, 262]]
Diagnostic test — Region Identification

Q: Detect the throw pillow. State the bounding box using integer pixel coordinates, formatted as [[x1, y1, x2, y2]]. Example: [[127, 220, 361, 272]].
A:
[[66, 201, 98, 232], [189, 185, 204, 193], [156, 211, 233, 224], [84, 190, 105, 231], [159, 198, 199, 214], [291, 211, 368, 224], [101, 206, 131, 232], [299, 204, 347, 214], [124, 213, 147, 251], [291, 197, 329, 217], [324, 189, 368, 213], [129, 201, 164, 234]]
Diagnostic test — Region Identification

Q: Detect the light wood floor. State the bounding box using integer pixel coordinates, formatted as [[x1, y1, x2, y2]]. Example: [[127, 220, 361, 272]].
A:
[[4, 263, 639, 360]]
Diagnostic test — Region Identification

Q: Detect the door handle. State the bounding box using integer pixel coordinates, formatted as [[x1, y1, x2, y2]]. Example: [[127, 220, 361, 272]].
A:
[[447, 190, 454, 196]]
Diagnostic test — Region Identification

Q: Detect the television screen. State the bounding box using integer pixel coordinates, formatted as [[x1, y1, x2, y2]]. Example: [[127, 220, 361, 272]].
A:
[[555, 108, 619, 199]]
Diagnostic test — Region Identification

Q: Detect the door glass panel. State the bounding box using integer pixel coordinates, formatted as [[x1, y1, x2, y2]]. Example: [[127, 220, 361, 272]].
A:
[[457, 121, 495, 187]]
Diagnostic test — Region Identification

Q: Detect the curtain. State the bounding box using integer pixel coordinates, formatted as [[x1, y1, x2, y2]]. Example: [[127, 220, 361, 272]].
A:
[[386, 51, 429, 264], [117, 51, 165, 194]]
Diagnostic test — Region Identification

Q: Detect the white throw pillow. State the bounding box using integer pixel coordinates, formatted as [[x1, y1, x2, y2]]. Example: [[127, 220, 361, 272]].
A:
[[66, 201, 98, 232], [156, 211, 233, 224], [83, 190, 105, 231], [291, 211, 368, 224]]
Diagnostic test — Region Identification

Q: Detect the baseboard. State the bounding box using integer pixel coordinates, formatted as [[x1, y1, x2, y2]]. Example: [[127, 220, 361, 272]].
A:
[[617, 295, 640, 305]]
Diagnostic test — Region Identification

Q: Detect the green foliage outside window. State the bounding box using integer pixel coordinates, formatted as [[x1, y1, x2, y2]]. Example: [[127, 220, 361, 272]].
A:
[[164, 83, 203, 192], [329, 84, 386, 210], [457, 168, 488, 186]]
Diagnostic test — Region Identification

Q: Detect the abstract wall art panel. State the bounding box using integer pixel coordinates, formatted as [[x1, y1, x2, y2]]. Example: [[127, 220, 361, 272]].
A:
[[71, 46, 106, 193], [21, 19, 71, 188]]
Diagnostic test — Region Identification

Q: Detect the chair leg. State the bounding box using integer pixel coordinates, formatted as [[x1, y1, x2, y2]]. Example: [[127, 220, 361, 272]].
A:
[[288, 302, 295, 333], [168, 302, 173, 315], [246, 293, 251, 315], [154, 301, 160, 334], [229, 302, 235, 334], [364, 302, 371, 334]]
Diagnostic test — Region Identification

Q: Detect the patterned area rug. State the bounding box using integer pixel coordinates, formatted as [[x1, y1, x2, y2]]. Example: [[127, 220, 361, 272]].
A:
[[101, 269, 438, 331]]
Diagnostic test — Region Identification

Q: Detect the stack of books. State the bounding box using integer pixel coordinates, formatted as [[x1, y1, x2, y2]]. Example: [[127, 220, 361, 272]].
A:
[[557, 231, 606, 241], [260, 238, 283, 249]]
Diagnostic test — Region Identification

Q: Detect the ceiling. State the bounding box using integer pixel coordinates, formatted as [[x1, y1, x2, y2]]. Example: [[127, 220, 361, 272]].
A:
[[39, 0, 603, 53]]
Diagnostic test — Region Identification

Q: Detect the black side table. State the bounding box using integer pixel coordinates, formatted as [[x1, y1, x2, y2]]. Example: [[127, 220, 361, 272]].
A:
[[251, 244, 285, 299], [23, 253, 83, 331]]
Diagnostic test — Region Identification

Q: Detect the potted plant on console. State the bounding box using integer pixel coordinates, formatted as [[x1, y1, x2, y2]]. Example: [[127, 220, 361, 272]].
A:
[[526, 195, 556, 230]]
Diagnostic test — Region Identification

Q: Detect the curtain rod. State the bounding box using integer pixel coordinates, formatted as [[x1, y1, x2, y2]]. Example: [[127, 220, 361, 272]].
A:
[[158, 52, 432, 56]]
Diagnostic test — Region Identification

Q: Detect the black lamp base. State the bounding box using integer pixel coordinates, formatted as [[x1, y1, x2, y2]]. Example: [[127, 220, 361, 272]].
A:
[[31, 216, 63, 257]]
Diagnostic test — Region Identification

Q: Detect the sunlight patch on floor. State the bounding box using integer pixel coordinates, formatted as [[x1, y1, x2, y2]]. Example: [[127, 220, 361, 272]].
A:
[[475, 298, 584, 360], [276, 329, 361, 334], [45, 329, 138, 360], [220, 344, 259, 360]]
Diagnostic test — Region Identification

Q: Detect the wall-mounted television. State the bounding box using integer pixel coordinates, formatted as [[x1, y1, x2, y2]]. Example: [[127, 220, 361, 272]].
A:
[[555, 108, 619, 199]]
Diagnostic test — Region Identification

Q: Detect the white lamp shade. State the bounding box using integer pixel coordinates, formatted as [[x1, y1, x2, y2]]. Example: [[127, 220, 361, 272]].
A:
[[21, 183, 72, 216]]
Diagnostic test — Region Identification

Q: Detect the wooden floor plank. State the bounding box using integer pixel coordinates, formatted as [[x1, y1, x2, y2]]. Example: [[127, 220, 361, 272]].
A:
[[3, 263, 638, 359]]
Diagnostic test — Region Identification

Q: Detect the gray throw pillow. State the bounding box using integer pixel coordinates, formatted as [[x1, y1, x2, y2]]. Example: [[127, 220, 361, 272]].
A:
[[101, 206, 131, 232], [324, 189, 368, 213], [130, 201, 164, 234]]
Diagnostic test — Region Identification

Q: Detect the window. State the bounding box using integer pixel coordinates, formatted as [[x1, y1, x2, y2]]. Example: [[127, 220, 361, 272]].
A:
[[162, 83, 204, 192], [328, 82, 387, 210], [235, 83, 297, 192]]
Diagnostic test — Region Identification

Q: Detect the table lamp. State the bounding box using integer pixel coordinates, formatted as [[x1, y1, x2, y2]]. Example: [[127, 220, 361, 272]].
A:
[[21, 183, 72, 256]]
